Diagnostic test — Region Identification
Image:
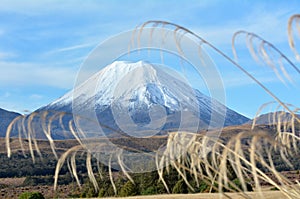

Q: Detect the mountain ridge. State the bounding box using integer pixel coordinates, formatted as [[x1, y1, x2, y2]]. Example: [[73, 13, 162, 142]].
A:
[[38, 61, 250, 139], [248, 111, 300, 125], [0, 108, 21, 137]]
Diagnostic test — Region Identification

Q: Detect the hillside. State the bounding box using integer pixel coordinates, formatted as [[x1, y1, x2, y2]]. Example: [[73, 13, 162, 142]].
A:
[[0, 108, 21, 137]]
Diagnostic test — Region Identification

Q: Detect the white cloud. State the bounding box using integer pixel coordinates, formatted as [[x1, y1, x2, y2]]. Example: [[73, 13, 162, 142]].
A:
[[0, 61, 77, 89], [0, 52, 16, 60], [52, 42, 95, 53], [29, 94, 43, 100], [192, 7, 292, 48]]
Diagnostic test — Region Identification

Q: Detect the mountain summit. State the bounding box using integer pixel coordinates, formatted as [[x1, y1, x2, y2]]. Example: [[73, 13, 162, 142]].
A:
[[40, 61, 249, 138]]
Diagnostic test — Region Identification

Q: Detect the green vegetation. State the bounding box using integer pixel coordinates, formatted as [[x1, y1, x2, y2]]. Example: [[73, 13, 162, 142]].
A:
[[18, 191, 45, 199], [0, 131, 298, 197], [172, 179, 188, 194], [0, 152, 57, 178], [77, 169, 213, 197], [270, 187, 279, 191], [119, 181, 138, 197]]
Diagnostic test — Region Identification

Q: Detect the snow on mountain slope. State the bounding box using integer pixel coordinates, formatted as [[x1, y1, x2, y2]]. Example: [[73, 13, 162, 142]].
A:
[[50, 61, 196, 110], [40, 61, 249, 138]]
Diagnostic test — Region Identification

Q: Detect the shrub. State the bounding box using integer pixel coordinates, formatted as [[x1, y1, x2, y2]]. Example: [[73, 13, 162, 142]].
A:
[[119, 181, 138, 197], [172, 179, 188, 194], [198, 181, 209, 193], [228, 178, 253, 192], [270, 187, 279, 191], [141, 186, 157, 195], [98, 188, 105, 197], [80, 186, 97, 198], [18, 192, 45, 199]]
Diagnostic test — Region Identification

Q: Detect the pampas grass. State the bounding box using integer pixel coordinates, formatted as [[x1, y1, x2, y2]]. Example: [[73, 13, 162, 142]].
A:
[[232, 31, 300, 83], [5, 14, 300, 199], [5, 111, 73, 162], [288, 14, 300, 60], [156, 131, 300, 198]]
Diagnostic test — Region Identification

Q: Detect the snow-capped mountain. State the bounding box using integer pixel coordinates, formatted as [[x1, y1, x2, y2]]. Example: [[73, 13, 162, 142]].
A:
[[39, 61, 249, 139]]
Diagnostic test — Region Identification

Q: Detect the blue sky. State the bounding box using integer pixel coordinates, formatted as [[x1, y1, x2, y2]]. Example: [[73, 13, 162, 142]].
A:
[[0, 0, 300, 118]]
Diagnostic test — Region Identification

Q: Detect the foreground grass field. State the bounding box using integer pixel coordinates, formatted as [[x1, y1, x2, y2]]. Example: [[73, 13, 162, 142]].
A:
[[1, 125, 299, 198], [91, 191, 285, 199]]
